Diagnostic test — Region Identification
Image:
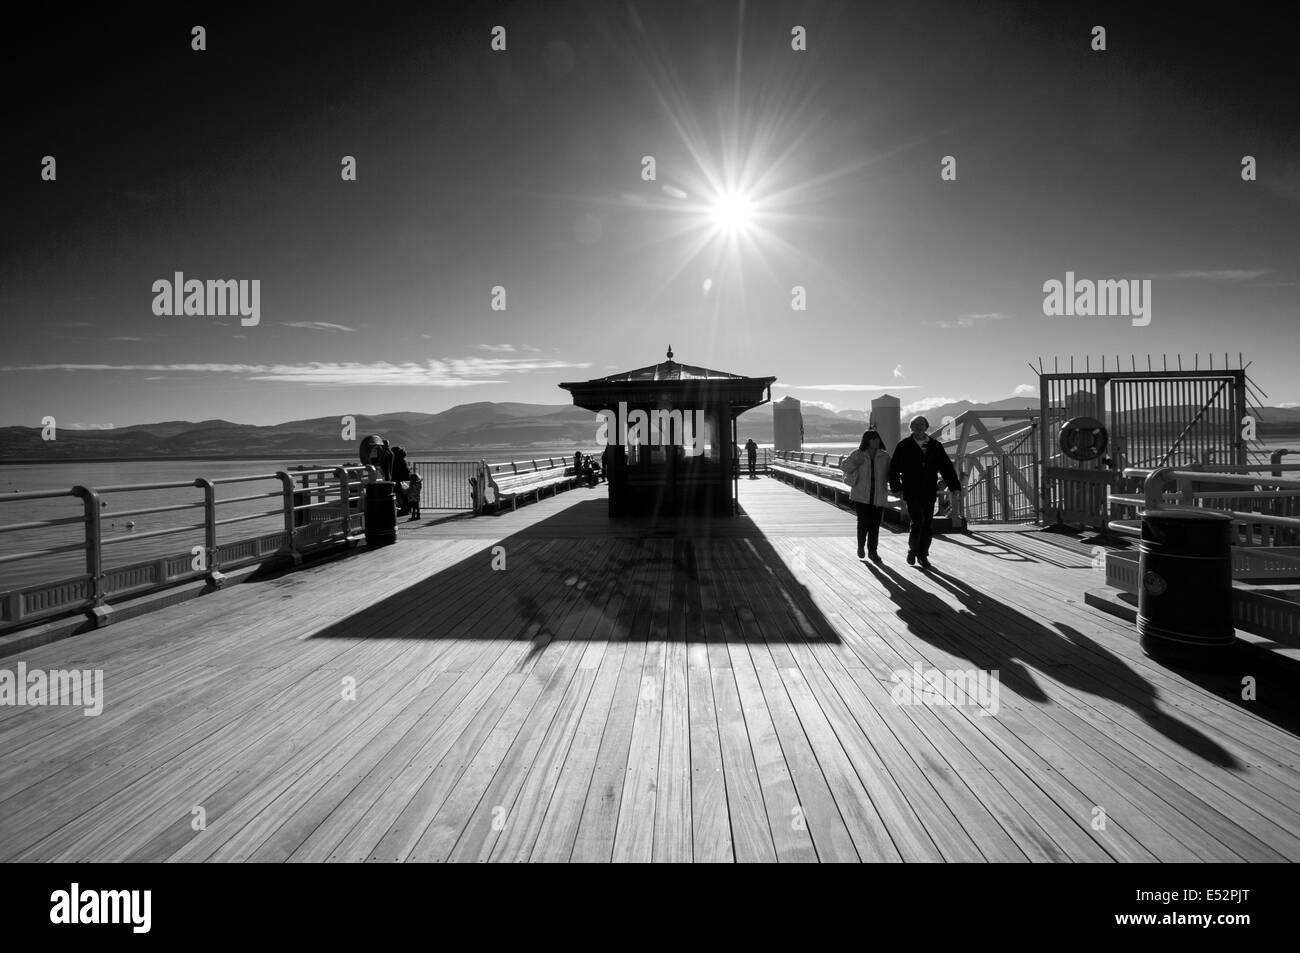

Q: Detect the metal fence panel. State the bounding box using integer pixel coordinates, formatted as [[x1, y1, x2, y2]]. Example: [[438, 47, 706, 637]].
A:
[[411, 461, 479, 510]]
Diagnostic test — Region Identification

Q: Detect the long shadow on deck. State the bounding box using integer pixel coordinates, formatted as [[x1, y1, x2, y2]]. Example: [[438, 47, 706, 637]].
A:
[[933, 532, 1300, 738], [310, 500, 841, 645], [866, 562, 1240, 768]]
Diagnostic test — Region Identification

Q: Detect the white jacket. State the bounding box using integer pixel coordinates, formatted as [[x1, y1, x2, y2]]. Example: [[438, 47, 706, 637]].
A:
[[841, 449, 891, 506]]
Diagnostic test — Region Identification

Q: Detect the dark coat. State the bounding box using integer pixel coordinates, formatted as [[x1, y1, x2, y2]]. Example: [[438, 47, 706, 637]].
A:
[[888, 436, 960, 502], [389, 447, 411, 484]]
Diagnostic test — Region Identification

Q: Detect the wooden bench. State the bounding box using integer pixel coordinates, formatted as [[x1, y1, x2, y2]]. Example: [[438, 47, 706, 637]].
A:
[[769, 451, 855, 505], [480, 457, 580, 512], [770, 450, 925, 526]]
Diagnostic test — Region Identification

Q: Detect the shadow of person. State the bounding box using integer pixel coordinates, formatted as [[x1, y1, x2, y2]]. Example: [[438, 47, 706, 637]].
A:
[[867, 561, 1049, 704], [1041, 619, 1247, 769], [929, 533, 1033, 563], [908, 565, 1238, 769]]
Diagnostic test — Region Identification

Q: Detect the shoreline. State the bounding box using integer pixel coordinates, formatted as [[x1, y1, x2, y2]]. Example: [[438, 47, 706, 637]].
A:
[[0, 449, 599, 466]]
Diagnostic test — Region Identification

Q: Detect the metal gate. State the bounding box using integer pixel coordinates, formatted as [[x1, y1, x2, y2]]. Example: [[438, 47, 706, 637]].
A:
[[1039, 366, 1247, 527], [963, 451, 1039, 522], [1106, 373, 1245, 470], [411, 461, 479, 510]]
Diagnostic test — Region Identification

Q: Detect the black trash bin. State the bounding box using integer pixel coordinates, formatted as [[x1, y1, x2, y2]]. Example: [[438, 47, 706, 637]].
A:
[[1138, 508, 1235, 664], [364, 480, 397, 547]]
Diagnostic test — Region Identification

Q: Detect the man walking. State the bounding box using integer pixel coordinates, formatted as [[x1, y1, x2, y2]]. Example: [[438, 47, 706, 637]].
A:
[[888, 415, 961, 569], [745, 438, 758, 478]]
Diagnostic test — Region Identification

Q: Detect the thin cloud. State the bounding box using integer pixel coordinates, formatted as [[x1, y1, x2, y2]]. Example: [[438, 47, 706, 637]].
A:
[[65, 422, 116, 430], [1013, 383, 1036, 396], [477, 344, 517, 352], [1140, 269, 1267, 281], [282, 321, 356, 332], [110, 336, 146, 342], [0, 358, 592, 387], [893, 364, 904, 378], [931, 312, 1008, 329]]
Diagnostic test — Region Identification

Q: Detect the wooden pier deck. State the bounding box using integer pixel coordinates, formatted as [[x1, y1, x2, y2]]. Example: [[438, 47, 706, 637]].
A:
[[2, 477, 1298, 862]]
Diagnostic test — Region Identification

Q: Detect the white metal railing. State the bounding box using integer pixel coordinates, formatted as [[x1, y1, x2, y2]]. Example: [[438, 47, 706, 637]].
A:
[[0, 466, 373, 632], [1109, 467, 1300, 555]]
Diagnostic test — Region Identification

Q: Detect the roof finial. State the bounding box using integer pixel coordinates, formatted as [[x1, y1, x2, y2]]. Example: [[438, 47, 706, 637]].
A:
[[666, 344, 674, 361]]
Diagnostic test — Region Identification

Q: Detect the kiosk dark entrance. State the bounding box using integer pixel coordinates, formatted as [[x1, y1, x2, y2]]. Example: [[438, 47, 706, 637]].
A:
[[560, 348, 775, 517]]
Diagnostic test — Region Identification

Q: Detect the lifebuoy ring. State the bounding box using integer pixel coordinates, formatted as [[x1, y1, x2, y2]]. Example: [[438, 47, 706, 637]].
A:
[[1059, 416, 1108, 461]]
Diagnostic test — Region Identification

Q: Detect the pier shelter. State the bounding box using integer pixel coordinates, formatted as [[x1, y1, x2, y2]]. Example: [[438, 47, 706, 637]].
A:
[[560, 349, 775, 517]]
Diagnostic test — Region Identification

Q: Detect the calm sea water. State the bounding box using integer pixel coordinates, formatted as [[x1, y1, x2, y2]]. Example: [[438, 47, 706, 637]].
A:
[[0, 451, 553, 591], [2, 440, 1295, 592]]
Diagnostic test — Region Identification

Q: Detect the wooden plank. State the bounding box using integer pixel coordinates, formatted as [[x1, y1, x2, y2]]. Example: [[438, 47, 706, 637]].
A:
[[684, 542, 732, 863], [725, 539, 898, 862], [566, 541, 659, 860], [528, 538, 656, 861], [611, 540, 671, 861], [692, 541, 775, 861], [369, 542, 609, 861], [712, 544, 821, 862], [653, 539, 693, 862], [485, 546, 630, 861]]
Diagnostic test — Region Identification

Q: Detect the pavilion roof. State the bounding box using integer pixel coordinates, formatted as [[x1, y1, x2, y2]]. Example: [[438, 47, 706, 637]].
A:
[[583, 346, 757, 383]]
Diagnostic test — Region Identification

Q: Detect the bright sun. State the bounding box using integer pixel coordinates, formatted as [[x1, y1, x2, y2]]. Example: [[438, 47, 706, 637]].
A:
[[709, 190, 754, 235]]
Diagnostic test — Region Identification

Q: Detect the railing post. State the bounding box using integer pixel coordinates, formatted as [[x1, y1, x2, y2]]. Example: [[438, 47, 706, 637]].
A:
[[1143, 467, 1174, 512], [951, 465, 966, 529], [334, 467, 354, 540], [275, 471, 303, 565], [197, 478, 226, 588], [999, 459, 1010, 521], [74, 485, 114, 628]]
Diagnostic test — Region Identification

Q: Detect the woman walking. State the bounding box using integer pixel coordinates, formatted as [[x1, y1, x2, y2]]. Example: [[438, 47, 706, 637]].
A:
[[841, 429, 890, 562]]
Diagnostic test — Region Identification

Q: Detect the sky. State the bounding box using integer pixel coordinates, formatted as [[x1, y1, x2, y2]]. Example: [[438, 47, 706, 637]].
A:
[[2, 0, 1297, 429]]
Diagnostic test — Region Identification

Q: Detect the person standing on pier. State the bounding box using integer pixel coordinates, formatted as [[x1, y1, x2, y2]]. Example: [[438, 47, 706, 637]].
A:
[[390, 446, 412, 516], [888, 415, 961, 569], [841, 429, 891, 562], [745, 438, 758, 478]]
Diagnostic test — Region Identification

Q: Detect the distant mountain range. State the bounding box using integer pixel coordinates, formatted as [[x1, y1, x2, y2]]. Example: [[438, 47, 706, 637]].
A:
[[2, 397, 1298, 461]]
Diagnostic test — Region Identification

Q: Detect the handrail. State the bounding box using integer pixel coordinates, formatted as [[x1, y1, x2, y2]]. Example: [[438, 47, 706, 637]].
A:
[[1123, 467, 1300, 491], [1205, 464, 1300, 473], [1112, 467, 1300, 534], [0, 488, 81, 503], [1, 464, 376, 631]]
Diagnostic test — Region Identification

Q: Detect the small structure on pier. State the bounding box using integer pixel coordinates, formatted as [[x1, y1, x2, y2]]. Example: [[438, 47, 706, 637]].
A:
[[559, 348, 776, 516], [772, 396, 804, 453]]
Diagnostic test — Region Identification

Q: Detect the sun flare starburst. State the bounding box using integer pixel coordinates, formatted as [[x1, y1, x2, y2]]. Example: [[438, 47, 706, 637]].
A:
[[708, 190, 755, 236]]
